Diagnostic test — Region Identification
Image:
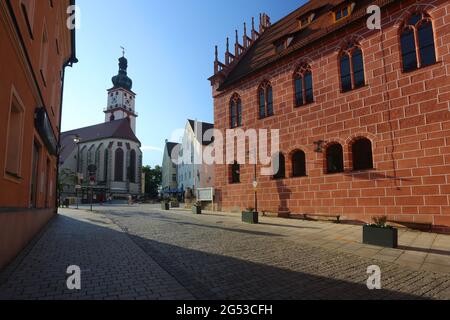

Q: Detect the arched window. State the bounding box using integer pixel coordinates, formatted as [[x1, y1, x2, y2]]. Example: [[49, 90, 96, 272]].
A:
[[339, 43, 365, 92], [400, 12, 436, 72], [326, 143, 344, 174], [273, 152, 286, 180], [258, 81, 274, 119], [230, 161, 240, 184], [104, 149, 109, 182], [294, 64, 314, 107], [129, 150, 136, 183], [352, 138, 373, 171], [114, 148, 124, 182], [292, 150, 306, 177], [230, 93, 242, 128]]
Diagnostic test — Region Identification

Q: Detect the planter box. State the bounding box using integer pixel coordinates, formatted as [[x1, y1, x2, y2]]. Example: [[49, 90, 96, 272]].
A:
[[242, 211, 259, 224], [161, 202, 170, 210], [192, 206, 202, 215], [363, 225, 398, 248], [170, 202, 180, 208]]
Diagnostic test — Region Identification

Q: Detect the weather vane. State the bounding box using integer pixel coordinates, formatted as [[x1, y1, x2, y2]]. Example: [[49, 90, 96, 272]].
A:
[[120, 46, 125, 57]]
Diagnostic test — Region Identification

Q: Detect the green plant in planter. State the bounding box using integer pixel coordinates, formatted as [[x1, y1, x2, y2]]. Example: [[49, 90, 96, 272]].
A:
[[242, 207, 258, 224], [161, 200, 170, 210], [363, 216, 398, 248], [192, 201, 202, 214], [367, 216, 393, 229]]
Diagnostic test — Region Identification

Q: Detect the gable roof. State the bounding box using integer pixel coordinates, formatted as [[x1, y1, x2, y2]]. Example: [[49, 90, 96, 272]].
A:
[[217, 0, 397, 90], [165, 142, 180, 159], [60, 119, 140, 163], [187, 120, 214, 146]]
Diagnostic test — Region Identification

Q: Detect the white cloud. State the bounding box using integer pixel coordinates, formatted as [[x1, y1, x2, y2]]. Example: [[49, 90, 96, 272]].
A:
[[141, 146, 163, 153]]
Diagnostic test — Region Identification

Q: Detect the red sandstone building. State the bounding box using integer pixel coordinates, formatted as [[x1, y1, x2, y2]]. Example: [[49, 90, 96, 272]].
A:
[[0, 0, 77, 270], [210, 0, 450, 232]]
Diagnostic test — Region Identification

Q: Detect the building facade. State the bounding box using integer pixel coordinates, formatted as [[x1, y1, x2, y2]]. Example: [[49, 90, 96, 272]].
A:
[[0, 0, 77, 270], [210, 0, 450, 231], [59, 55, 142, 201], [161, 141, 180, 196], [177, 120, 215, 195]]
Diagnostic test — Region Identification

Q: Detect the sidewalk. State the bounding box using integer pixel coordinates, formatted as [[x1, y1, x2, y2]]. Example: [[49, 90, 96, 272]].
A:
[[0, 209, 193, 300], [158, 205, 450, 275]]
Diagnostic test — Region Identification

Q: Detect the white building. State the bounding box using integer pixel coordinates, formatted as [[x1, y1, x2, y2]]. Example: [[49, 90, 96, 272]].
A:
[[161, 141, 180, 196], [177, 120, 215, 195], [59, 54, 142, 201]]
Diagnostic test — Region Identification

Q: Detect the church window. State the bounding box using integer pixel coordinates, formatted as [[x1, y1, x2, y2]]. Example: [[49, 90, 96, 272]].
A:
[[114, 148, 124, 181], [129, 150, 136, 183]]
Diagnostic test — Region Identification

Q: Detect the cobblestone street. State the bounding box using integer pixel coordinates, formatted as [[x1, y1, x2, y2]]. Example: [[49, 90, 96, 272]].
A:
[[0, 205, 449, 300]]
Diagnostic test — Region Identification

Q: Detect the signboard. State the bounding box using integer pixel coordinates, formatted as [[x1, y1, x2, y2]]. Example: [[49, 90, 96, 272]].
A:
[[75, 185, 82, 190], [35, 108, 57, 155], [196, 188, 214, 202]]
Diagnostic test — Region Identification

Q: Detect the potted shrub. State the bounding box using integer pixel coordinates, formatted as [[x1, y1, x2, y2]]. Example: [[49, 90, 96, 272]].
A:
[[192, 201, 202, 215], [161, 200, 170, 210], [170, 198, 180, 208], [363, 216, 398, 248], [242, 207, 259, 224]]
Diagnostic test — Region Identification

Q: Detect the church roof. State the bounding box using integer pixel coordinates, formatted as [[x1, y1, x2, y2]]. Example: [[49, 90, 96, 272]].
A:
[[188, 120, 214, 146], [60, 119, 140, 163], [216, 0, 396, 90]]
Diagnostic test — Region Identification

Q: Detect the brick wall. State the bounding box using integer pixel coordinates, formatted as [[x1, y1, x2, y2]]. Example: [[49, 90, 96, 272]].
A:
[[212, 0, 450, 230]]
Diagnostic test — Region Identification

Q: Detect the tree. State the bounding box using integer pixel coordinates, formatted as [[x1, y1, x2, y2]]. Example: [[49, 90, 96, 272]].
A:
[[57, 168, 77, 206], [142, 165, 162, 199]]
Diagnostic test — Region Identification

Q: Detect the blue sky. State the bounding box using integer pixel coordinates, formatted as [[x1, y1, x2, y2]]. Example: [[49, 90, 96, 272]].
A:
[[62, 0, 306, 167]]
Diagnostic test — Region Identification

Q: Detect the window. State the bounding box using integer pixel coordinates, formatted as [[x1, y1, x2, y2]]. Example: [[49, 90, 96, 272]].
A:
[[299, 13, 315, 28], [129, 150, 136, 183], [273, 153, 286, 180], [39, 23, 49, 85], [230, 93, 242, 128], [21, 0, 36, 38], [292, 150, 306, 177], [5, 95, 24, 177], [30, 140, 40, 208], [258, 81, 274, 119], [326, 143, 344, 174], [172, 174, 177, 182], [294, 64, 314, 107], [114, 148, 124, 181], [334, 3, 353, 22], [401, 12, 436, 72], [352, 138, 373, 171], [231, 161, 240, 184], [104, 149, 109, 181], [340, 44, 365, 92]]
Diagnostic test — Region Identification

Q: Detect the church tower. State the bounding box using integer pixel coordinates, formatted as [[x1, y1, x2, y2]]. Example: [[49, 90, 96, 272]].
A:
[[105, 53, 137, 133]]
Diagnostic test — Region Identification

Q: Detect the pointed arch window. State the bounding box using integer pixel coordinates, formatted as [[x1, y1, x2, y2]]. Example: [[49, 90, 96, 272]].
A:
[[114, 148, 124, 182], [292, 150, 307, 177], [294, 64, 314, 107], [339, 43, 365, 92], [104, 149, 109, 182], [129, 149, 137, 183], [352, 138, 373, 171], [400, 12, 436, 72], [326, 143, 344, 174], [230, 161, 240, 184], [230, 93, 242, 128], [258, 81, 274, 119], [273, 152, 286, 180]]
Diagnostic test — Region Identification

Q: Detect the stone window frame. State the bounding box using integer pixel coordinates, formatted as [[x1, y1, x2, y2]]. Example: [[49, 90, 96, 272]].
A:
[[293, 63, 314, 107], [257, 80, 274, 119], [399, 11, 437, 73]]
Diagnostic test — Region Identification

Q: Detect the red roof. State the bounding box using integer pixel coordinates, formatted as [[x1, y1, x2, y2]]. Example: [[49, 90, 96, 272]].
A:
[[216, 0, 397, 90], [60, 119, 140, 163]]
